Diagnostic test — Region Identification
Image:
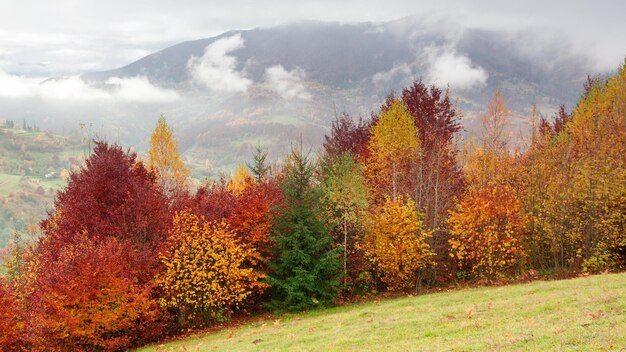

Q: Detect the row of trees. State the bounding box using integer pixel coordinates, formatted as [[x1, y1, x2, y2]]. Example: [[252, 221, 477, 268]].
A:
[[1, 64, 624, 351]]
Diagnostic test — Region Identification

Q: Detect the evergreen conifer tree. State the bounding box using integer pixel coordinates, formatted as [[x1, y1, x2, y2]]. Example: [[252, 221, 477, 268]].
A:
[[248, 143, 269, 182], [266, 146, 342, 311]]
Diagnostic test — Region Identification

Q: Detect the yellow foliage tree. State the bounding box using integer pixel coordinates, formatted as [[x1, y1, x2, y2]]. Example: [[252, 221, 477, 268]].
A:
[[228, 164, 253, 195], [148, 115, 190, 195], [363, 196, 433, 291], [366, 99, 420, 200], [523, 62, 626, 271], [157, 210, 267, 326]]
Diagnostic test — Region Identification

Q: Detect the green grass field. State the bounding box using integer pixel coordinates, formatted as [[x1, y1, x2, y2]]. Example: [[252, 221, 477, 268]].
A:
[[137, 273, 626, 351]]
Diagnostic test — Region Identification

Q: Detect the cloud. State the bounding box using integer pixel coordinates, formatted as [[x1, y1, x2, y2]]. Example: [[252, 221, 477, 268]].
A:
[[105, 76, 180, 102], [187, 34, 251, 93], [264, 65, 311, 100], [0, 69, 179, 102], [38, 77, 113, 101], [0, 70, 37, 98], [424, 46, 488, 90], [371, 44, 488, 91], [372, 62, 413, 85]]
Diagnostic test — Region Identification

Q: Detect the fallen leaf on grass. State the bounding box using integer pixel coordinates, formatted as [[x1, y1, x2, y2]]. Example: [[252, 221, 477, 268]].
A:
[[467, 304, 477, 319], [589, 310, 604, 320]]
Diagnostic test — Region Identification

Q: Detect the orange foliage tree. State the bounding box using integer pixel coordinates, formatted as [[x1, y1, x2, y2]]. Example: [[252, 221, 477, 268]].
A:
[[157, 210, 267, 327], [227, 178, 281, 265], [448, 185, 527, 280], [28, 234, 164, 351], [0, 279, 26, 351], [364, 196, 433, 291]]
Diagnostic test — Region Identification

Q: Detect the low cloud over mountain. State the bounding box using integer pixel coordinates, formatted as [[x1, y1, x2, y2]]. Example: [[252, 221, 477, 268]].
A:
[[0, 17, 611, 172]]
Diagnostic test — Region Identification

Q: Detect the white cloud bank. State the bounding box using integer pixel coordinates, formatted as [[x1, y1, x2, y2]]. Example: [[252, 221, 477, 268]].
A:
[[264, 65, 311, 100], [424, 46, 488, 90], [372, 45, 488, 91], [187, 34, 251, 93], [0, 70, 179, 102], [372, 62, 413, 85], [105, 76, 180, 102]]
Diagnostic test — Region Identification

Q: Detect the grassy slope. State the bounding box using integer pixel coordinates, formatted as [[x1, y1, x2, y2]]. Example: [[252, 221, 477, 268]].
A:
[[138, 273, 626, 351]]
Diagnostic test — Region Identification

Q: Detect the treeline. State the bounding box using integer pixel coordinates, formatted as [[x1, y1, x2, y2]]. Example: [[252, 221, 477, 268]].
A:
[[1, 120, 41, 132], [1, 63, 624, 351]]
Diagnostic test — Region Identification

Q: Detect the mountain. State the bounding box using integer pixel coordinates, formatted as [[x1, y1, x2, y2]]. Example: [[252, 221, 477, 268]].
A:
[[5, 18, 598, 175]]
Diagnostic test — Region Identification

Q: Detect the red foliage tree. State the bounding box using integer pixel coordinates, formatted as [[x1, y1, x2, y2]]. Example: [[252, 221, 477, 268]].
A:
[[401, 81, 461, 152], [540, 104, 572, 138], [39, 141, 171, 283], [29, 141, 172, 350], [182, 177, 237, 223], [323, 112, 373, 160]]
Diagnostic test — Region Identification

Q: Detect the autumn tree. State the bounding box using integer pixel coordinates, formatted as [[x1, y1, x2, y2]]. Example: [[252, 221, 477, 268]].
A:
[[176, 161, 281, 271], [0, 279, 26, 351], [481, 88, 510, 155], [229, 164, 252, 195], [320, 153, 368, 288], [401, 81, 463, 229], [148, 115, 190, 195], [523, 62, 626, 271], [363, 196, 433, 291], [227, 177, 281, 266], [158, 211, 266, 327], [182, 176, 236, 223], [39, 141, 171, 283], [539, 104, 572, 138], [323, 112, 373, 160], [28, 141, 171, 350], [448, 185, 527, 280], [29, 234, 165, 351], [463, 89, 516, 189], [365, 99, 420, 201], [266, 146, 342, 311]]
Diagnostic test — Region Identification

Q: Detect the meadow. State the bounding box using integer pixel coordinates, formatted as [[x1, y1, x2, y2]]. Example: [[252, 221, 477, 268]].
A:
[[138, 273, 626, 351]]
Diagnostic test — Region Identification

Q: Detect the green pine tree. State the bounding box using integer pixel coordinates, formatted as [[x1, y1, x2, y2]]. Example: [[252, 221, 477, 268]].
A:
[[266, 146, 342, 311], [248, 143, 269, 183]]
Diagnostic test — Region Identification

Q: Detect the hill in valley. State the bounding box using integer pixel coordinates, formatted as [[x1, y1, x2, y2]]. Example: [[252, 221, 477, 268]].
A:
[[0, 121, 87, 249]]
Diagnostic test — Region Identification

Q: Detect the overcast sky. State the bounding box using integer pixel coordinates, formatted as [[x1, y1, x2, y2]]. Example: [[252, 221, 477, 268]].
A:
[[0, 0, 624, 76]]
